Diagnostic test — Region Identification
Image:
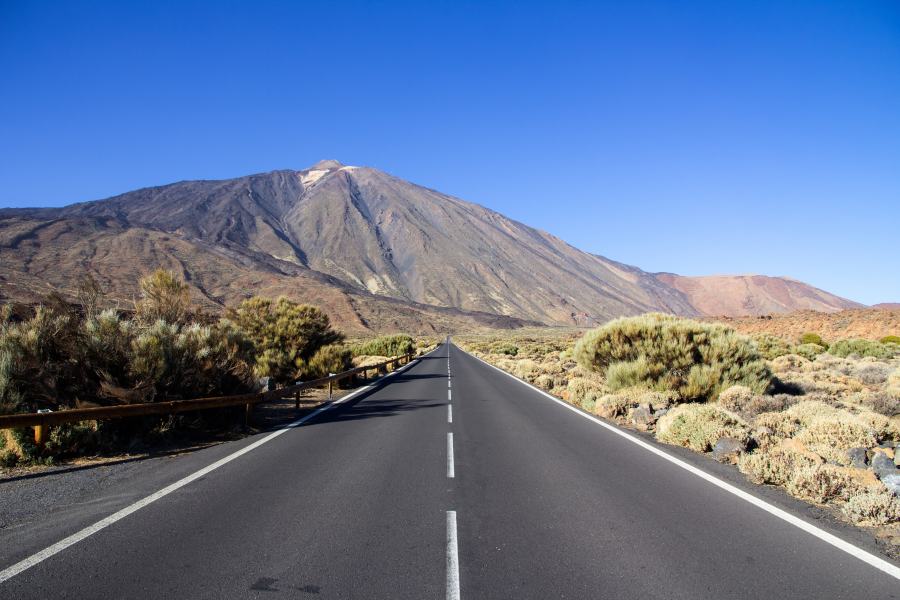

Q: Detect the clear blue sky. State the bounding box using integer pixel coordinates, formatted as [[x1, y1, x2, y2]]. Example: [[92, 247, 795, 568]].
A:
[[2, 1, 898, 304]]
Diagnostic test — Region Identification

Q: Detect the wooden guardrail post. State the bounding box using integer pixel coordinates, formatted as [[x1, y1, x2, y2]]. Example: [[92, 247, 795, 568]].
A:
[[34, 423, 48, 446], [34, 410, 51, 446], [244, 402, 253, 427]]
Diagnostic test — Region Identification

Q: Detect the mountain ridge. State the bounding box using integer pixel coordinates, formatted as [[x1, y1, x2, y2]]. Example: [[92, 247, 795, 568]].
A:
[[0, 161, 863, 331]]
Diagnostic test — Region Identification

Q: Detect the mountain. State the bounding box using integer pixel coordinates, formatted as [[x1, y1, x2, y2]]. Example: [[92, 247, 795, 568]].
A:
[[0, 160, 863, 331], [654, 273, 863, 316]]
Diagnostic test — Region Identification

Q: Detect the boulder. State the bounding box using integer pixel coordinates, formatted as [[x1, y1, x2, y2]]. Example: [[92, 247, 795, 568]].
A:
[[845, 447, 868, 469], [882, 474, 900, 496], [872, 452, 899, 480], [630, 406, 655, 430], [712, 437, 745, 463]]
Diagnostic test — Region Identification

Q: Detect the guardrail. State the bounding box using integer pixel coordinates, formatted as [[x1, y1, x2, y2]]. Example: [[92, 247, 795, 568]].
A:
[[0, 353, 416, 446]]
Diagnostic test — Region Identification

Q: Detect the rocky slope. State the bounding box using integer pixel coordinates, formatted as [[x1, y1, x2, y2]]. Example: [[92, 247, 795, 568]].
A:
[[0, 160, 864, 330]]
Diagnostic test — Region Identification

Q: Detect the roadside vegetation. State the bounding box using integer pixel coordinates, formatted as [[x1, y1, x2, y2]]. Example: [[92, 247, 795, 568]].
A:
[[0, 271, 430, 468], [457, 316, 900, 544]]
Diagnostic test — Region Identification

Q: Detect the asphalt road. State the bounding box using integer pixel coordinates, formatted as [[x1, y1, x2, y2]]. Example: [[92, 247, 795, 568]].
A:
[[1, 342, 898, 598]]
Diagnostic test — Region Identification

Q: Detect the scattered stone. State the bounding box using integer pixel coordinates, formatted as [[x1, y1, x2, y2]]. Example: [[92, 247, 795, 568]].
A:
[[882, 474, 900, 497], [630, 406, 655, 430], [653, 408, 668, 418], [872, 453, 899, 480], [712, 437, 745, 463], [845, 447, 868, 469]]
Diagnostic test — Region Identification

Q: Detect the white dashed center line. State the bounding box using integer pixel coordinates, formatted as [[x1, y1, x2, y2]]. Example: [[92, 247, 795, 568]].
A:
[[446, 510, 460, 600], [447, 432, 455, 478]]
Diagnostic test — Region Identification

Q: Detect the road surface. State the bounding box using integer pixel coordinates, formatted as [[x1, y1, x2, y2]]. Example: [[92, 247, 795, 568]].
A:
[[0, 342, 898, 598]]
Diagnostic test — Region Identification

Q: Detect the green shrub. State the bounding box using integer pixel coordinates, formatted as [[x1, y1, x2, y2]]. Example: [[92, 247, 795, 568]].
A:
[[351, 334, 414, 358], [229, 297, 343, 383], [304, 344, 353, 379], [575, 314, 772, 402], [0, 305, 80, 413], [799, 333, 828, 349], [45, 423, 99, 457], [794, 343, 826, 361], [135, 269, 191, 325], [828, 339, 899, 359], [116, 320, 255, 401], [753, 334, 794, 360], [879, 335, 900, 345], [492, 343, 519, 356]]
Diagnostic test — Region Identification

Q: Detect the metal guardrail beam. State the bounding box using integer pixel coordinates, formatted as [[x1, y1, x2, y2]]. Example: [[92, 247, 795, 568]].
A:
[[0, 353, 415, 443]]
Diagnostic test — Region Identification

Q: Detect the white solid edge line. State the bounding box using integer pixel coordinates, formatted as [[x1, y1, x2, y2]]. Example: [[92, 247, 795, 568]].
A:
[[447, 432, 455, 478], [463, 348, 900, 581], [446, 510, 460, 600], [448, 404, 453, 424], [0, 352, 434, 585]]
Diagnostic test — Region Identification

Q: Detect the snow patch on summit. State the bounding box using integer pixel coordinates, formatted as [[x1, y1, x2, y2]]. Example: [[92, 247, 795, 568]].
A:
[[301, 169, 329, 185]]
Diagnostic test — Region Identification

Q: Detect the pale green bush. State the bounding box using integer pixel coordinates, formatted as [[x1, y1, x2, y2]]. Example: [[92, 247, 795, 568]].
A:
[[795, 343, 827, 361], [717, 385, 755, 412], [770, 354, 812, 374], [566, 377, 605, 411], [786, 464, 875, 504], [829, 339, 899, 359], [842, 490, 900, 526], [854, 363, 892, 385], [753, 411, 803, 438], [738, 445, 821, 486], [134, 269, 191, 325], [753, 334, 794, 360], [575, 314, 772, 402], [656, 404, 749, 452], [0, 306, 77, 413], [794, 418, 878, 465]]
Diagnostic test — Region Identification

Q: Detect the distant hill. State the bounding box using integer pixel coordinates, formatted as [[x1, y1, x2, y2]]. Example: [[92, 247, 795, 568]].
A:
[[0, 160, 864, 331], [872, 303, 900, 310], [708, 308, 900, 342], [654, 273, 863, 316]]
